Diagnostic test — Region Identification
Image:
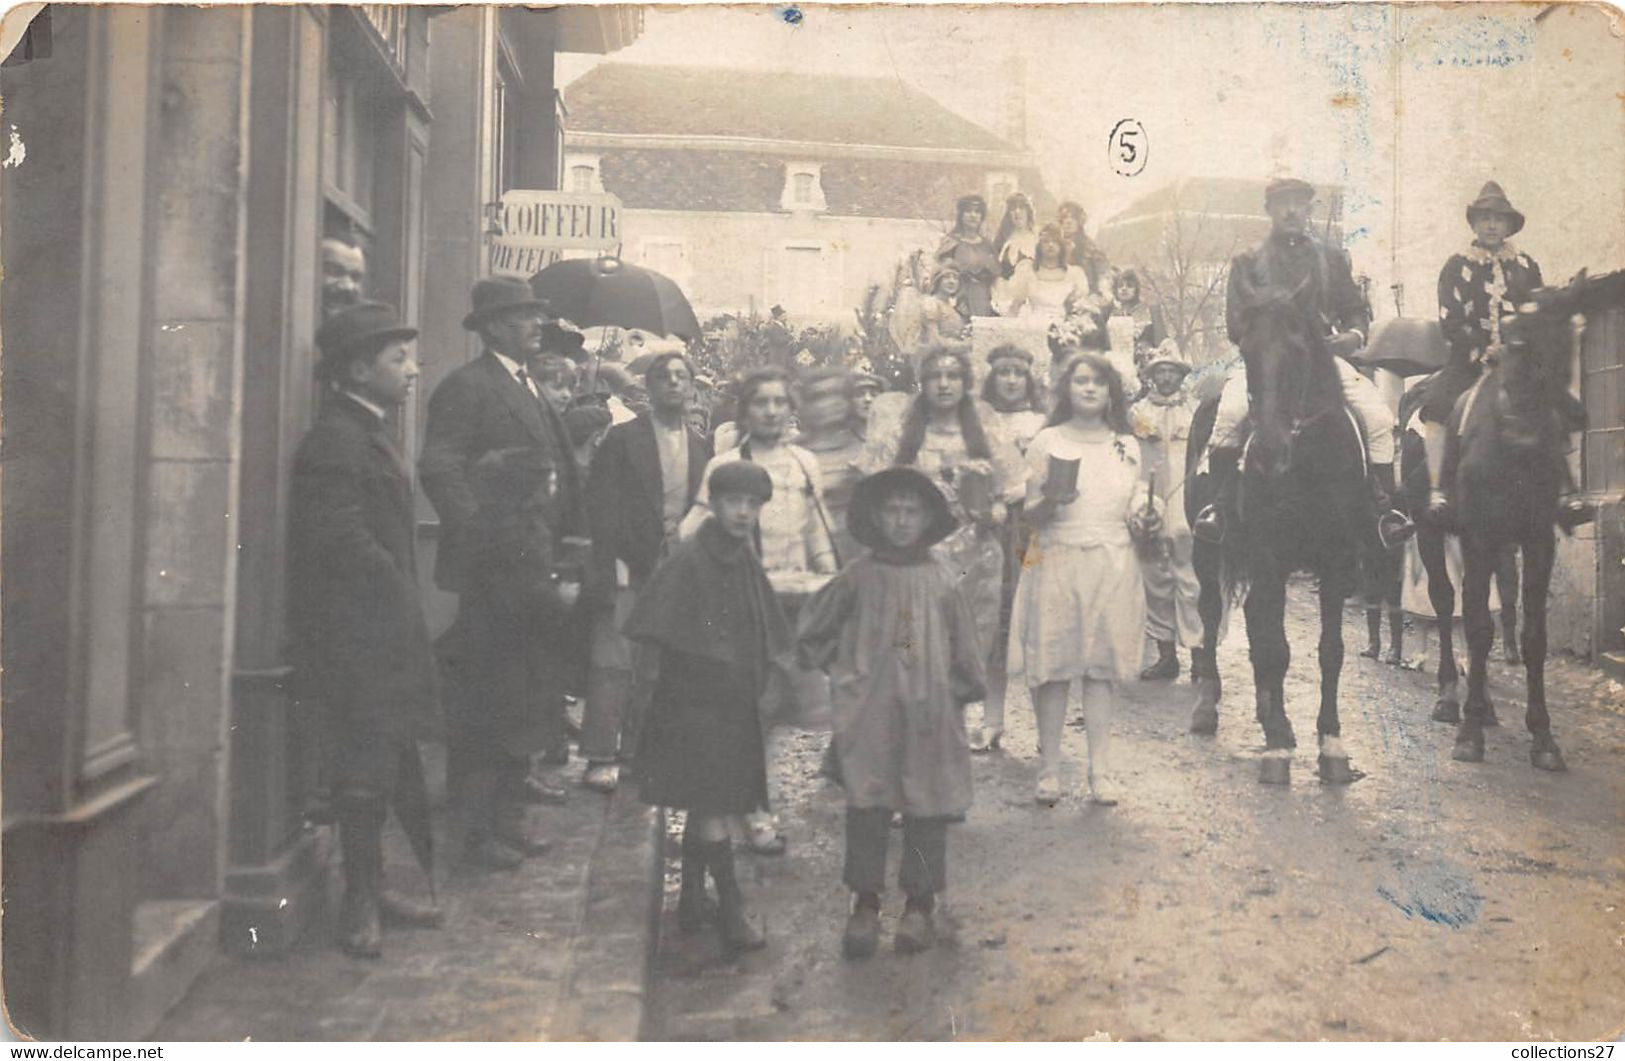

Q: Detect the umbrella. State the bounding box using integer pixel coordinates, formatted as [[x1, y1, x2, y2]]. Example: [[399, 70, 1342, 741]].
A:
[[530, 257, 701, 341], [1355, 317, 1449, 377]]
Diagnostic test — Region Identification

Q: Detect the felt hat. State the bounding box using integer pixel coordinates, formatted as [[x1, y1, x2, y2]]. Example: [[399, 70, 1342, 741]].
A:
[[927, 264, 963, 293], [708, 460, 773, 502], [847, 467, 958, 553], [462, 276, 552, 331], [315, 301, 417, 380], [1264, 177, 1316, 205], [1465, 180, 1525, 236]]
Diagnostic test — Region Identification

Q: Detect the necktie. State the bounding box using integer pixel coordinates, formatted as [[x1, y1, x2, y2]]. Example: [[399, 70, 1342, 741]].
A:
[[515, 367, 540, 400]]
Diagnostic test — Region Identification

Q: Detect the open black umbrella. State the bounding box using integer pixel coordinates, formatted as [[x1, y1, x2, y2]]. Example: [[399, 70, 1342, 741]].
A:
[[530, 257, 701, 341], [1355, 317, 1450, 377]]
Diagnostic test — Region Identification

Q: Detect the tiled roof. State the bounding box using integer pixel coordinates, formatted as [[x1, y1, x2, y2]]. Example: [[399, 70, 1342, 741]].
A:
[[1098, 177, 1348, 265], [597, 147, 1051, 221], [564, 63, 1019, 154]]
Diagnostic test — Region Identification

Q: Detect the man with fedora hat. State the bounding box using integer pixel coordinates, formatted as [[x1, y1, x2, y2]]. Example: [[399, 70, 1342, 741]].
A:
[[1130, 339, 1204, 682], [1195, 175, 1404, 546], [1421, 181, 1592, 527], [289, 302, 444, 957], [420, 276, 585, 869]]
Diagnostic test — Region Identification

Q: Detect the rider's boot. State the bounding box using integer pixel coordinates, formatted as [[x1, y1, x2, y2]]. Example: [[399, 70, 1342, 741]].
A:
[[1371, 463, 1414, 549], [1193, 448, 1238, 544]]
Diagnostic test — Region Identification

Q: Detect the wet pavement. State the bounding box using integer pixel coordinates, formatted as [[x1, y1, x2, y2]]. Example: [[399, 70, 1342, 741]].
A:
[[645, 579, 1625, 1041]]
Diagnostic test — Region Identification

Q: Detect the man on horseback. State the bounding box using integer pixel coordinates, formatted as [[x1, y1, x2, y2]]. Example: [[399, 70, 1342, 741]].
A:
[[1194, 176, 1403, 544], [1419, 181, 1593, 529]]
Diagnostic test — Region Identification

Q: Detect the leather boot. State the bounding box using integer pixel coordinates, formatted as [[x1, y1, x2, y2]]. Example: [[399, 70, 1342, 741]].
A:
[[676, 824, 717, 933], [705, 839, 766, 953], [336, 796, 385, 958], [1361, 608, 1382, 658], [1138, 639, 1178, 681], [1193, 448, 1237, 544], [894, 893, 937, 955], [1385, 609, 1405, 666], [842, 892, 882, 960]]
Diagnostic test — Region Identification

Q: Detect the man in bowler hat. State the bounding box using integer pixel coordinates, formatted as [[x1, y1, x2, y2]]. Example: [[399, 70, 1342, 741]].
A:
[[420, 277, 586, 869], [288, 302, 444, 958]]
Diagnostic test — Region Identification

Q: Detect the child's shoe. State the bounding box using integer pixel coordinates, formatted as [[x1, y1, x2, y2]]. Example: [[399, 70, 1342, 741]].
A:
[[842, 894, 881, 959], [895, 896, 936, 955]]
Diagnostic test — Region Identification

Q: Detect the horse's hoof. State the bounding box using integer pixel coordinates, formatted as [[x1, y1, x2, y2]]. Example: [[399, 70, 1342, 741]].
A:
[[1317, 755, 1355, 784], [1259, 756, 1291, 786], [1452, 725, 1485, 763], [1189, 708, 1218, 736], [1481, 705, 1501, 728], [1431, 699, 1461, 724], [1359, 646, 1380, 660], [1504, 648, 1522, 667], [1531, 736, 1567, 773]]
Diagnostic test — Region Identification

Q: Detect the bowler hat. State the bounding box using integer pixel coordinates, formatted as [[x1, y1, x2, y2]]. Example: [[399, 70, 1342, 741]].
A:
[[315, 301, 417, 380], [1264, 177, 1316, 204], [847, 467, 958, 553], [1465, 180, 1525, 236], [463, 276, 552, 331]]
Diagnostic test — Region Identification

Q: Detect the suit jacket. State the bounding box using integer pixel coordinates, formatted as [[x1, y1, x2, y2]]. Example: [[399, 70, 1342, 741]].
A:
[[287, 394, 438, 785], [1226, 231, 1370, 349], [419, 350, 582, 594], [588, 413, 712, 590]]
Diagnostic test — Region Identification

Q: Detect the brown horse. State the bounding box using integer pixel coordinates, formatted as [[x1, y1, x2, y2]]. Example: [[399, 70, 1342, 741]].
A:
[[1445, 280, 1582, 771]]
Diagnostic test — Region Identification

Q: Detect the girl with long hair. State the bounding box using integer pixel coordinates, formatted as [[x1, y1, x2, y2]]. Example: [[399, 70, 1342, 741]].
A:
[[998, 223, 1093, 322], [994, 192, 1038, 281], [1006, 353, 1161, 807], [968, 345, 1047, 753], [1057, 200, 1111, 295]]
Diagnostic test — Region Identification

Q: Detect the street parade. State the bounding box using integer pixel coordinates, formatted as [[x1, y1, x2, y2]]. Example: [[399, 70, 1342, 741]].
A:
[[4, 2, 1622, 1046]]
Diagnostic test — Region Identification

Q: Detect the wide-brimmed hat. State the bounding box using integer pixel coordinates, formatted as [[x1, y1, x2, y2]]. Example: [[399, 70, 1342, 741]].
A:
[[847, 467, 957, 553], [315, 301, 417, 380], [463, 276, 552, 331], [1264, 177, 1315, 205], [1143, 339, 1191, 375], [1465, 180, 1525, 236], [538, 322, 587, 362]]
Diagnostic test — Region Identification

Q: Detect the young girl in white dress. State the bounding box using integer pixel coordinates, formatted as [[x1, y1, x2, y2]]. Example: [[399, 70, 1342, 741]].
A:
[[1006, 352, 1162, 806]]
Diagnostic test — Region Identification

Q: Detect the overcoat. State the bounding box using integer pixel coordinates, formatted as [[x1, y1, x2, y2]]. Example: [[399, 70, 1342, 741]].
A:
[[287, 394, 438, 794]]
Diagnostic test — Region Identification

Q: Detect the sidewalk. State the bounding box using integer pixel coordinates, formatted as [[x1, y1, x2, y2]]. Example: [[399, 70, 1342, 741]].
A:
[[153, 754, 663, 1042]]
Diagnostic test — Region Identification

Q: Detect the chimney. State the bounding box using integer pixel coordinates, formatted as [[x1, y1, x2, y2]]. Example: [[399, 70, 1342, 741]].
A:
[[1001, 54, 1027, 148]]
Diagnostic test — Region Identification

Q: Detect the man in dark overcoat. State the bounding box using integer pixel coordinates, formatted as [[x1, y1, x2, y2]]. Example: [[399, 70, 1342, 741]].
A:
[[582, 352, 712, 792], [419, 277, 585, 869], [1194, 176, 1400, 544], [288, 302, 443, 958]]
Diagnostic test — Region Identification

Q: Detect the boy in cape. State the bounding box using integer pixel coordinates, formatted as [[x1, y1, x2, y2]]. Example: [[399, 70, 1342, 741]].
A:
[[796, 468, 987, 957]]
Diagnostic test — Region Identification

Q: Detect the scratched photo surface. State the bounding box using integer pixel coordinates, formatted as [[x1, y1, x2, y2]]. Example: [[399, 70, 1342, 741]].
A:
[[2, 1, 1622, 1044]]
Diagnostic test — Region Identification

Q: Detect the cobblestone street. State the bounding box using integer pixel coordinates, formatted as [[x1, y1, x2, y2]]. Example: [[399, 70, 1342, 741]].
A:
[[646, 583, 1625, 1041]]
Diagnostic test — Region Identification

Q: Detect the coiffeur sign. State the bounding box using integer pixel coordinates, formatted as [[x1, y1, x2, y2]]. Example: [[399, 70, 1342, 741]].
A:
[[488, 190, 623, 277]]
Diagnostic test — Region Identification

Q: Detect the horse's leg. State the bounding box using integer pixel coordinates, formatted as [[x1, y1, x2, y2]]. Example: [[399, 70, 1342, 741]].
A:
[[1246, 573, 1293, 784], [1496, 544, 1522, 669], [1452, 533, 1496, 763], [1520, 530, 1566, 772], [1420, 525, 1461, 723], [1189, 536, 1223, 736], [1317, 568, 1355, 783]]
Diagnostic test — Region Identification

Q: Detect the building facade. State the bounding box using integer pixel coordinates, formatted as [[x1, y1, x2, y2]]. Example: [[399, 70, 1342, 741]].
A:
[[0, 4, 639, 1039], [561, 63, 1051, 324]]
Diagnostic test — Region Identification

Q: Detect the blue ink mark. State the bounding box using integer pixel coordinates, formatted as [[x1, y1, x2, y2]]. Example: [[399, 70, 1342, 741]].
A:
[[1377, 859, 1482, 928], [780, 5, 803, 26]]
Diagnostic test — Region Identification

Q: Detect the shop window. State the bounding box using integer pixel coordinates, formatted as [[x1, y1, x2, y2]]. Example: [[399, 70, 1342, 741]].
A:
[[780, 162, 826, 212], [323, 41, 381, 232]]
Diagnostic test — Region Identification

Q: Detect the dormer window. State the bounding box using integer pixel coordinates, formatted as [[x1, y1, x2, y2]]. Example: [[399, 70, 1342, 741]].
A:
[[781, 161, 826, 212], [564, 153, 601, 194]]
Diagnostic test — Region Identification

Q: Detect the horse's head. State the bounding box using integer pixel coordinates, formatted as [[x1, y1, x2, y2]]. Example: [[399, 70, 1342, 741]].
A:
[[1495, 279, 1582, 449], [1239, 285, 1343, 475]]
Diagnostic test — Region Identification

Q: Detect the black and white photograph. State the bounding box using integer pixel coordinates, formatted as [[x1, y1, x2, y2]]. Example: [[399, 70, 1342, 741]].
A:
[[0, 0, 1622, 1044]]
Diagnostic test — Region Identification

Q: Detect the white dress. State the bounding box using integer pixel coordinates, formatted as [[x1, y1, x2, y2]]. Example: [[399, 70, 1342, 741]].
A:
[[1006, 426, 1148, 685], [997, 261, 1092, 322]]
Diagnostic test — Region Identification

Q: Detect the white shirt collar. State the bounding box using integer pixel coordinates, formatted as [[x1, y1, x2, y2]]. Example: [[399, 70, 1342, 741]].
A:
[[488, 349, 525, 380], [337, 388, 388, 421]]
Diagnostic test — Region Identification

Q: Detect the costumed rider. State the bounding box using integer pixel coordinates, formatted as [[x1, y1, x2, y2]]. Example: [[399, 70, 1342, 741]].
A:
[[1193, 176, 1407, 545], [1421, 181, 1593, 528]]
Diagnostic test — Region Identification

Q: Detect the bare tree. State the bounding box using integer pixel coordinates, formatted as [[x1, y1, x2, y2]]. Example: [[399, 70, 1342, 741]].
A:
[[1131, 192, 1243, 365]]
